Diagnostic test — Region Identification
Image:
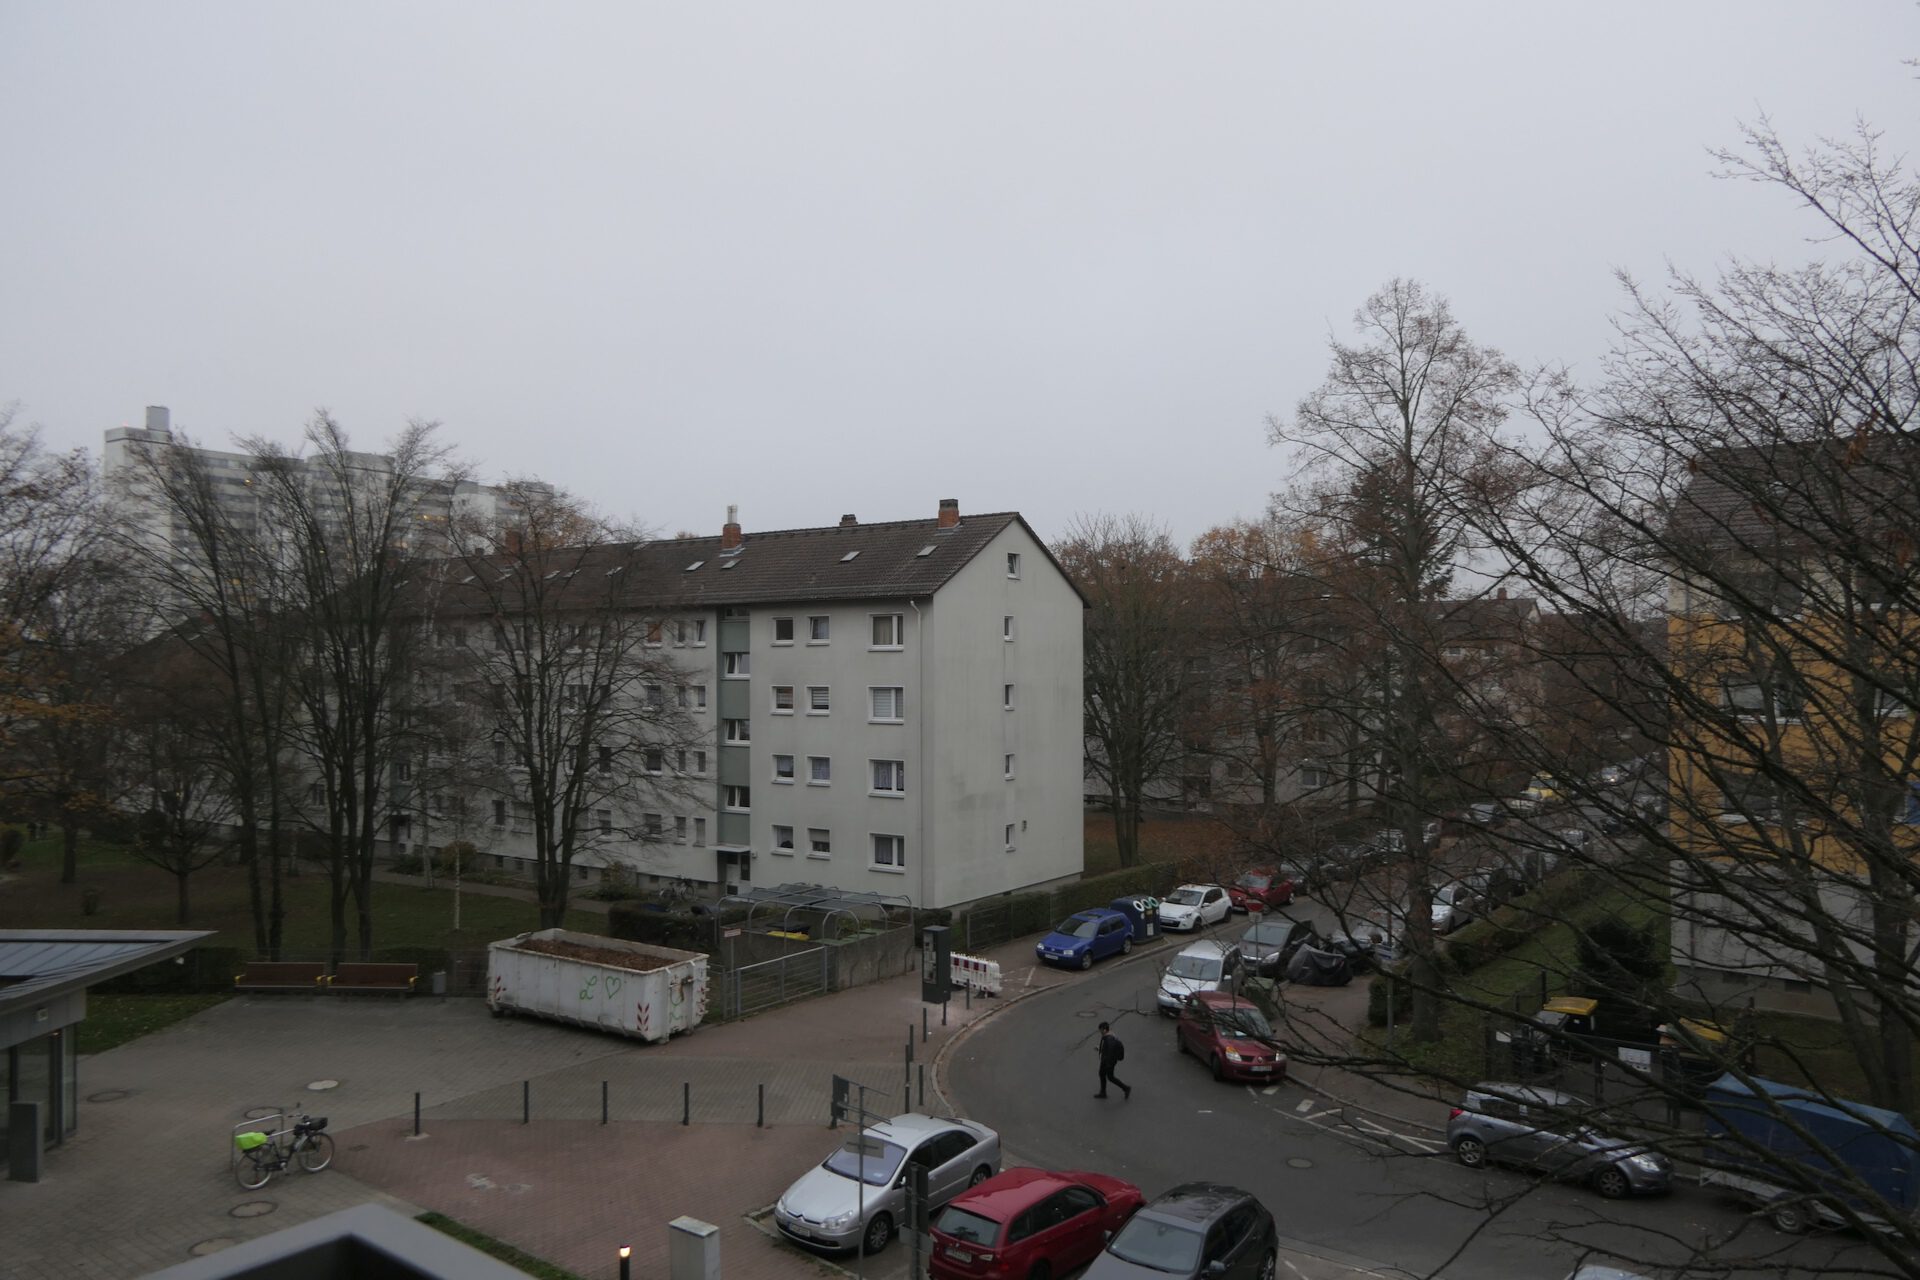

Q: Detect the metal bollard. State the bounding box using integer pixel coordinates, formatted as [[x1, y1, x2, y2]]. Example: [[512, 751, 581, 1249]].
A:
[[601, 1080, 608, 1126], [907, 1024, 914, 1062], [942, 998, 949, 1026], [682, 1081, 690, 1126], [522, 1080, 530, 1125], [758, 1082, 765, 1128], [965, 983, 972, 1010], [918, 1063, 925, 1108], [923, 1007, 929, 1042], [413, 1092, 421, 1137]]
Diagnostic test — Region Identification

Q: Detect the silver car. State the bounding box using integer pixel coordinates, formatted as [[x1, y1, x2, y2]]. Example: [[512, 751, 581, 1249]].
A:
[[774, 1112, 1000, 1254], [1446, 1083, 1671, 1199]]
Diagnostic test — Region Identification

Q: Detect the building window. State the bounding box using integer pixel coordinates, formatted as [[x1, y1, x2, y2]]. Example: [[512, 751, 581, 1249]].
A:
[[807, 685, 831, 714], [725, 718, 751, 743], [674, 815, 689, 843], [773, 754, 796, 783], [692, 620, 708, 646], [1717, 770, 1780, 824], [646, 683, 664, 708], [1300, 760, 1332, 789], [494, 738, 507, 765], [724, 651, 751, 677], [676, 685, 689, 708], [513, 801, 533, 835], [597, 809, 614, 835], [645, 621, 664, 647], [808, 756, 831, 786], [808, 615, 830, 643], [774, 617, 795, 644], [808, 828, 831, 857], [643, 813, 663, 839], [598, 745, 613, 775], [1003, 684, 1014, 710], [1004, 753, 1015, 780], [1007, 552, 1021, 578], [693, 685, 707, 709], [871, 759, 906, 795], [724, 785, 751, 811], [493, 799, 506, 827], [396, 759, 411, 782], [872, 834, 905, 870], [675, 749, 687, 773], [1720, 674, 1805, 720], [694, 817, 707, 847], [871, 613, 904, 649], [566, 683, 588, 707], [772, 685, 795, 714], [692, 750, 707, 775], [870, 686, 904, 722], [644, 748, 664, 775], [772, 824, 795, 853], [1003, 615, 1014, 642], [673, 620, 687, 646], [1004, 823, 1016, 852]]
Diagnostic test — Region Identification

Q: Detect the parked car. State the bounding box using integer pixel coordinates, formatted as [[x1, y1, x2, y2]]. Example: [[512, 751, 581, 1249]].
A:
[[1513, 776, 1565, 814], [1321, 841, 1383, 878], [1466, 801, 1509, 829], [1156, 939, 1242, 1015], [775, 1112, 1001, 1254], [1176, 992, 1287, 1083], [1035, 909, 1134, 970], [1236, 916, 1316, 978], [1226, 868, 1294, 913], [1083, 1182, 1277, 1280], [1429, 881, 1478, 934], [930, 1166, 1145, 1280], [1446, 1083, 1671, 1199], [1157, 884, 1231, 932], [1273, 858, 1320, 897], [1594, 763, 1630, 789]]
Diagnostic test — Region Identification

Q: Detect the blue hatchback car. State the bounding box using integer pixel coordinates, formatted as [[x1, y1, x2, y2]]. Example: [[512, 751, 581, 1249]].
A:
[[1035, 909, 1135, 970]]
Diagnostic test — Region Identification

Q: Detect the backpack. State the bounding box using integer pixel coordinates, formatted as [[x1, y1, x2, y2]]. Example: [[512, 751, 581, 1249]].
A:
[[1110, 1035, 1125, 1061]]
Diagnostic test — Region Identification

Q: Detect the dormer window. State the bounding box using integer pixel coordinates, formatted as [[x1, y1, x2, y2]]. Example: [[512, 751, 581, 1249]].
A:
[[840, 550, 860, 563], [684, 560, 705, 572]]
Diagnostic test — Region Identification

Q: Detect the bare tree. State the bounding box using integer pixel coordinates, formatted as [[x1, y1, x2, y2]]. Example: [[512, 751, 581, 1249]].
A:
[[1057, 514, 1190, 868], [437, 481, 701, 927], [118, 665, 235, 926]]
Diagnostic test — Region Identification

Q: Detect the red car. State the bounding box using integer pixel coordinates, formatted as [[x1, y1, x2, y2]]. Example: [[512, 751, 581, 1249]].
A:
[[930, 1167, 1143, 1280], [1226, 867, 1295, 913], [1176, 991, 1288, 1083]]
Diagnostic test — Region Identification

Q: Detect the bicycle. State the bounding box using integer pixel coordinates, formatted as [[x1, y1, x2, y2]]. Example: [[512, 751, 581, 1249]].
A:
[[232, 1113, 333, 1189]]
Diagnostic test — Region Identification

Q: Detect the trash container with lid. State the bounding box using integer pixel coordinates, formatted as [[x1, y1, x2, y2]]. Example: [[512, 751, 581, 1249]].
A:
[[431, 970, 447, 996], [1108, 896, 1158, 941]]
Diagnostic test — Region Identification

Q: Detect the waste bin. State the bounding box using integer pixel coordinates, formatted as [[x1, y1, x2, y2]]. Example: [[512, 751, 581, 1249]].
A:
[[1110, 897, 1158, 942], [431, 970, 447, 996]]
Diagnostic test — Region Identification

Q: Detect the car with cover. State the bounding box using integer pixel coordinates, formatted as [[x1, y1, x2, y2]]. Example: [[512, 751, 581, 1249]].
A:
[[775, 1112, 1001, 1254], [929, 1166, 1145, 1280], [1082, 1182, 1277, 1280], [1035, 909, 1134, 969]]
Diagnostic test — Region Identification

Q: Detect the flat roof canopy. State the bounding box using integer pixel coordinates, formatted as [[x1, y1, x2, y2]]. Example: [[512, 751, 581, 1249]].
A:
[[0, 929, 214, 1019]]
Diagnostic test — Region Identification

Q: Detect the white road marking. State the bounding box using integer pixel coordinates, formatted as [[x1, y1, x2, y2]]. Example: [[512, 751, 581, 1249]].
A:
[[1262, 1085, 1280, 1096], [1295, 1099, 1315, 1112]]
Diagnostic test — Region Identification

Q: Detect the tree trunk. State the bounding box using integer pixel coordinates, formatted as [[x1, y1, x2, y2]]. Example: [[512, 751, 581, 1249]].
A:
[[59, 818, 79, 885], [175, 868, 191, 926], [1111, 804, 1141, 869]]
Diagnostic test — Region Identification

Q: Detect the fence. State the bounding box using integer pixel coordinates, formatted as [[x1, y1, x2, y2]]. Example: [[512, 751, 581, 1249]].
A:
[[716, 946, 830, 1020], [1481, 1019, 1715, 1132], [963, 899, 1015, 951]]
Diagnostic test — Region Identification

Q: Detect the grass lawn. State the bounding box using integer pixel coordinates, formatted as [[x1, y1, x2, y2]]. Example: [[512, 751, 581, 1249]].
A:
[[1082, 810, 1240, 877], [416, 1213, 586, 1280], [0, 832, 606, 955], [78, 993, 233, 1054]]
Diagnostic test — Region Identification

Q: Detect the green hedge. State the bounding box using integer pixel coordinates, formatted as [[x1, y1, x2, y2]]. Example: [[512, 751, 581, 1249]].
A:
[[1441, 866, 1602, 976], [1367, 970, 1415, 1026], [92, 946, 248, 994], [951, 861, 1180, 947], [606, 901, 752, 951]]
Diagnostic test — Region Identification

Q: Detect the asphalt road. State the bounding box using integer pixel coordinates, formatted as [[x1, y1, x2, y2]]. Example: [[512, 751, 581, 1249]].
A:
[[945, 945, 1886, 1280]]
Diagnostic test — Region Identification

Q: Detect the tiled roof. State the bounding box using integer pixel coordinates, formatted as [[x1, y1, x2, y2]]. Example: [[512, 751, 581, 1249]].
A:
[[426, 511, 1072, 616], [1669, 435, 1920, 553]]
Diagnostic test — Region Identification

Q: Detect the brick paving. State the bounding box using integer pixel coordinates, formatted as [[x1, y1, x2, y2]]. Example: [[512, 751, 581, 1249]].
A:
[[0, 922, 1419, 1279]]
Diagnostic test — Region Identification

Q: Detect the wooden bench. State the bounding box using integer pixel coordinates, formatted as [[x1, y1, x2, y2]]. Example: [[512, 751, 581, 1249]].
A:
[[328, 962, 419, 995], [234, 962, 329, 993]]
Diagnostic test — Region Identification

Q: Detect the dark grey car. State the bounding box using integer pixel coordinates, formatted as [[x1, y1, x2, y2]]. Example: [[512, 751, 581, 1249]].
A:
[[1446, 1084, 1672, 1199], [1083, 1183, 1277, 1280], [1237, 917, 1315, 978]]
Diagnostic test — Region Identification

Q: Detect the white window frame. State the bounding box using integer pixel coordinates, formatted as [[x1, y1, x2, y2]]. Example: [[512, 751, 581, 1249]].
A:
[[1007, 552, 1021, 579], [1004, 683, 1014, 711], [724, 718, 751, 743], [871, 759, 906, 796], [773, 616, 795, 646], [772, 754, 796, 784], [871, 833, 905, 872], [643, 812, 664, 840], [723, 784, 751, 812], [598, 809, 615, 835], [694, 817, 707, 846], [772, 824, 795, 854], [1004, 753, 1015, 780], [692, 750, 708, 775], [724, 651, 751, 678], [1004, 823, 1016, 852], [772, 685, 795, 714], [870, 686, 904, 723], [807, 755, 832, 786], [870, 613, 904, 650], [693, 685, 708, 710], [807, 685, 831, 715], [808, 828, 831, 858], [1003, 615, 1014, 642], [808, 615, 830, 644], [692, 619, 708, 647], [674, 815, 689, 844]]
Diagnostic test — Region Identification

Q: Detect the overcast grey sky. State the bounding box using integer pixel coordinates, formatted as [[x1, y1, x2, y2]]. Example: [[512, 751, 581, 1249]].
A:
[[4, 5, 1914, 548]]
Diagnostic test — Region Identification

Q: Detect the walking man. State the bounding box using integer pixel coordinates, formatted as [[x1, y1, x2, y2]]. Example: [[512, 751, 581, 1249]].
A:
[[1096, 1021, 1131, 1099]]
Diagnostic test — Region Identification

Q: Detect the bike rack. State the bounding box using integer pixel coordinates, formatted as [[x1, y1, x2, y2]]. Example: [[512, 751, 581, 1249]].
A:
[[229, 1108, 291, 1170]]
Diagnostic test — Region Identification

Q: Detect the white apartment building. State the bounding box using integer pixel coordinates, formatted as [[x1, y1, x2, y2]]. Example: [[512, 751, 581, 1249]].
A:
[[461, 501, 1087, 911]]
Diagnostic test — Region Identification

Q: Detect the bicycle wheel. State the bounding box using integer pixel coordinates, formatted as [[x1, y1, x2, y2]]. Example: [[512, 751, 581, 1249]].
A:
[[297, 1133, 335, 1173], [235, 1152, 272, 1190]]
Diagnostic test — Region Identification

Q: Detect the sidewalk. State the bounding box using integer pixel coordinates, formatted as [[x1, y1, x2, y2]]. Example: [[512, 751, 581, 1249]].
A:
[[2, 895, 1425, 1280]]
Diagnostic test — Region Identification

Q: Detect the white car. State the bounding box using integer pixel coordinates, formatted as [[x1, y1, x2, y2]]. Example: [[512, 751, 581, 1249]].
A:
[[1157, 883, 1231, 932], [1430, 881, 1477, 934], [1156, 938, 1243, 1013], [774, 1112, 1000, 1255]]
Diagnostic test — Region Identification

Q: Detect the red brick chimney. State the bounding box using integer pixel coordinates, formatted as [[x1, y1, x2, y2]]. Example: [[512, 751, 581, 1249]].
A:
[[839, 514, 858, 527], [937, 498, 959, 529], [721, 504, 742, 550]]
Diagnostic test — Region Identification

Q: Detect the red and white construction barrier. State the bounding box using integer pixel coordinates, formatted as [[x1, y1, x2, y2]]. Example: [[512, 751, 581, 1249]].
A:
[[950, 953, 1002, 996]]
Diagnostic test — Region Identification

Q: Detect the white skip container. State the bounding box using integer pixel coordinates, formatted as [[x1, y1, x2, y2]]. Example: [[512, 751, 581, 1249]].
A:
[[486, 928, 709, 1042]]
